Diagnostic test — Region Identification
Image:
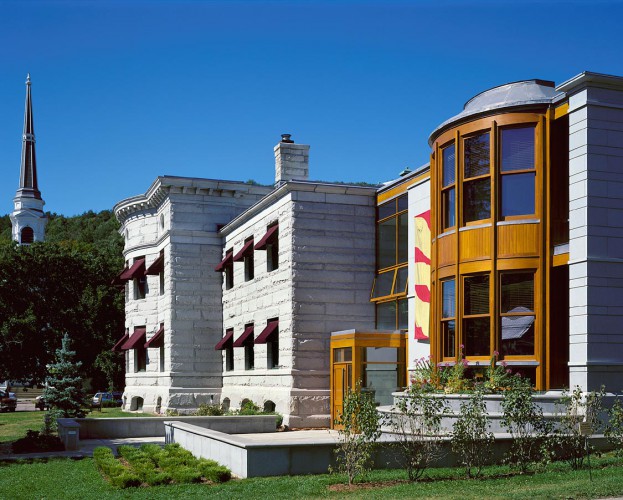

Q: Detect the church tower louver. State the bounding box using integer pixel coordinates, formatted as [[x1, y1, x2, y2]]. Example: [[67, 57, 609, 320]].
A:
[[10, 74, 47, 244]]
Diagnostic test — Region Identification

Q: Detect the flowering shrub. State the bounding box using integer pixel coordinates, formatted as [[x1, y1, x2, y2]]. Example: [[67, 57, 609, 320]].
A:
[[411, 348, 517, 394]]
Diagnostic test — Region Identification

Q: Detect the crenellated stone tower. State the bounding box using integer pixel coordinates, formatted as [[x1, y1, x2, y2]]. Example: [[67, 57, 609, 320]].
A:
[[10, 74, 47, 244]]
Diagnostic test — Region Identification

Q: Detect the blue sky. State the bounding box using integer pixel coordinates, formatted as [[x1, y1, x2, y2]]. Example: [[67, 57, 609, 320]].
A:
[[1, 0, 622, 216]]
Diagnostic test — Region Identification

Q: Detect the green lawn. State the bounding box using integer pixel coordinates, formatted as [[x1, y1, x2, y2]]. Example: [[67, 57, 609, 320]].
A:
[[0, 408, 157, 446], [1, 455, 623, 499]]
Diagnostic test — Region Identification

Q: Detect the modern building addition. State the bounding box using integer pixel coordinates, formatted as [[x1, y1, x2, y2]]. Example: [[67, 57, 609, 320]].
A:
[[114, 71, 623, 426]]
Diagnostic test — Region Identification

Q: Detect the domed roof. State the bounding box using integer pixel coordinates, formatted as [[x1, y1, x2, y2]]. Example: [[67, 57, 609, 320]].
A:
[[429, 79, 562, 145]]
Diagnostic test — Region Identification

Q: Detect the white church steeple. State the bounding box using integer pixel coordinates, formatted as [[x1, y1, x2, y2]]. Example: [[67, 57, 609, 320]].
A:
[[10, 74, 47, 244]]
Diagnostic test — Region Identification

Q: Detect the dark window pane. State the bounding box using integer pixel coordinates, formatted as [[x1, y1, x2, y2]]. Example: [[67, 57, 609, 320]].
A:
[[377, 218, 396, 268], [464, 133, 490, 179], [501, 273, 534, 313], [464, 317, 490, 357], [365, 347, 398, 363], [442, 320, 455, 358], [464, 275, 489, 315], [442, 279, 456, 318], [501, 126, 535, 172], [395, 267, 408, 295], [398, 213, 408, 263], [501, 172, 535, 217], [442, 144, 455, 187], [398, 299, 408, 330], [463, 178, 491, 223], [501, 319, 534, 356], [378, 201, 395, 220], [376, 301, 396, 330], [397, 195, 408, 213], [372, 270, 395, 298], [442, 187, 456, 229]]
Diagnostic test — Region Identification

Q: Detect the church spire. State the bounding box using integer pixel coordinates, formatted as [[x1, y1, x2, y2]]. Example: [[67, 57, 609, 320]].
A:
[[10, 74, 47, 244], [18, 73, 41, 199]]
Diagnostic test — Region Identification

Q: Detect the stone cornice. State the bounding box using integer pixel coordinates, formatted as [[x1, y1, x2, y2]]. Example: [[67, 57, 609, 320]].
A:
[[219, 180, 377, 236], [114, 175, 272, 224]]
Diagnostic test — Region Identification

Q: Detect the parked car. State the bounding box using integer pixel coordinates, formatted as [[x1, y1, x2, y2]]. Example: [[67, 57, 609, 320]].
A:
[[91, 392, 123, 407], [0, 389, 17, 412], [34, 394, 49, 411]]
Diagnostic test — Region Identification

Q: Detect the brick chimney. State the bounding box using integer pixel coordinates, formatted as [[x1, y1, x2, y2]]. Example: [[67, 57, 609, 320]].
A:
[[274, 134, 309, 184]]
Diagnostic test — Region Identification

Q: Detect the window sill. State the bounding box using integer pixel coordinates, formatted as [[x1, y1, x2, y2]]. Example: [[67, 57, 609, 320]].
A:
[[497, 218, 540, 226]]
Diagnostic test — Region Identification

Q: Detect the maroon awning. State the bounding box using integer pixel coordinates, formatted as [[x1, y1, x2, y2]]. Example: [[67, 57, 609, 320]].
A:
[[145, 254, 164, 275], [111, 330, 129, 352], [121, 327, 147, 350], [232, 239, 254, 262], [254, 224, 278, 250], [214, 251, 233, 272], [120, 258, 145, 280], [254, 320, 279, 344], [144, 325, 164, 348], [215, 330, 234, 350], [232, 325, 254, 348]]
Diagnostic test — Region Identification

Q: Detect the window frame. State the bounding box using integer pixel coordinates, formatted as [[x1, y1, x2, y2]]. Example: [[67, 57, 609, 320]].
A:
[[461, 273, 492, 360], [440, 278, 456, 361], [440, 142, 456, 232], [462, 130, 492, 226], [499, 270, 537, 360], [498, 125, 538, 221], [376, 194, 408, 272]]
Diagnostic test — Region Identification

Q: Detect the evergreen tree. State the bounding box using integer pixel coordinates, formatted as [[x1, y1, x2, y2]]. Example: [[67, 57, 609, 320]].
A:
[[43, 333, 87, 421]]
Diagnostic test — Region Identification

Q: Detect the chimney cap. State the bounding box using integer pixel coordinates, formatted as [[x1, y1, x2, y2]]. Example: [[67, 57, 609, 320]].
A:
[[280, 134, 294, 143]]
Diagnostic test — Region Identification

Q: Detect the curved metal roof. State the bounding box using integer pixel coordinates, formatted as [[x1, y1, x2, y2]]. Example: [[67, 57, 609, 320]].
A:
[[429, 79, 562, 145]]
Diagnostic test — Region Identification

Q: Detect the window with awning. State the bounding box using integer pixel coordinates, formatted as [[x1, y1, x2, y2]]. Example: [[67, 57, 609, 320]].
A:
[[254, 320, 278, 344], [111, 330, 129, 352], [145, 253, 164, 275], [121, 327, 147, 350], [233, 324, 254, 347], [144, 325, 164, 349], [215, 330, 234, 350], [254, 224, 278, 250]]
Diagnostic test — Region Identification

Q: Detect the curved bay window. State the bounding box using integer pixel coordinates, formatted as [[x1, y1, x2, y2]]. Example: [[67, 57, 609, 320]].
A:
[[431, 111, 546, 387], [373, 194, 409, 331]]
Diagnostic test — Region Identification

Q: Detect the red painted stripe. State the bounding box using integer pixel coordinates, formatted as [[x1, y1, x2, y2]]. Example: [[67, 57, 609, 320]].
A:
[[414, 325, 429, 340], [415, 247, 431, 265], [415, 284, 430, 302], [416, 210, 431, 228]]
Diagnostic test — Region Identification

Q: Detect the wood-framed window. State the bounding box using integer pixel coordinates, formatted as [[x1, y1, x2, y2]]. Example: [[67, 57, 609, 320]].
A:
[[441, 143, 456, 231], [500, 271, 536, 357], [462, 131, 491, 225], [377, 194, 408, 271], [462, 274, 490, 357], [499, 125, 536, 219], [440, 278, 456, 359], [375, 297, 408, 331]]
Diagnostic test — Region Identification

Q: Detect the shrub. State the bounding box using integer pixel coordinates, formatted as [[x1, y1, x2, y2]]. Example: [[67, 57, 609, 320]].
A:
[[451, 387, 494, 478], [198, 460, 232, 483], [552, 385, 605, 469], [386, 384, 447, 481], [501, 377, 551, 472], [331, 382, 381, 486], [94, 447, 141, 488], [195, 403, 225, 416], [605, 397, 623, 457], [12, 430, 64, 454]]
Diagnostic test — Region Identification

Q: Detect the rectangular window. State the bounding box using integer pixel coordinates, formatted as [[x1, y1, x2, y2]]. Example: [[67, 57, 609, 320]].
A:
[[463, 132, 491, 224], [159, 346, 165, 372], [245, 344, 254, 370], [500, 272, 535, 356], [225, 328, 234, 371], [377, 217, 397, 269], [159, 272, 165, 296], [269, 337, 279, 369], [375, 298, 407, 331], [441, 144, 456, 230], [135, 347, 146, 372], [463, 275, 490, 357], [441, 279, 456, 358], [225, 264, 234, 290], [244, 251, 254, 282], [500, 126, 536, 218], [267, 241, 279, 272]]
